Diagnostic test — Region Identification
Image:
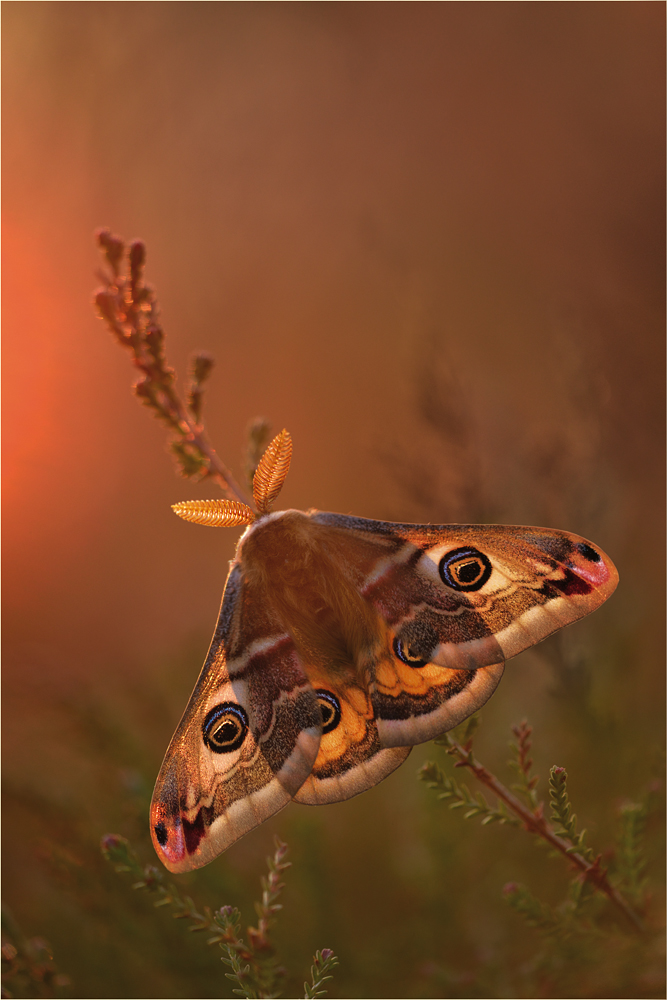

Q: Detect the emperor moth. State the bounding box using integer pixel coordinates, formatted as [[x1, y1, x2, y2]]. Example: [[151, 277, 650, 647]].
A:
[[151, 430, 618, 872]]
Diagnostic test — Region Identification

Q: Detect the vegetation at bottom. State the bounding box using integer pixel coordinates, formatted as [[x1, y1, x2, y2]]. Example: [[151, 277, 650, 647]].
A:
[[2, 234, 664, 999], [96, 835, 337, 1000], [3, 708, 663, 999], [416, 716, 663, 998]]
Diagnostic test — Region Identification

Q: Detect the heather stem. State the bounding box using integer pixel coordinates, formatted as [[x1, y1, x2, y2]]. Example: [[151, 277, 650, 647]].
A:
[[441, 735, 644, 933]]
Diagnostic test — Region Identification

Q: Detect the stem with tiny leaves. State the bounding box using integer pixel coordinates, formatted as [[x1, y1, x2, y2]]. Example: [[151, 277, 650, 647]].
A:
[[93, 229, 252, 506], [421, 727, 644, 933], [101, 834, 339, 999]]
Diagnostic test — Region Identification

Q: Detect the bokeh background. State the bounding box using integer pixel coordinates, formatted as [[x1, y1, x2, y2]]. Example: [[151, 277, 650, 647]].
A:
[[2, 3, 664, 998]]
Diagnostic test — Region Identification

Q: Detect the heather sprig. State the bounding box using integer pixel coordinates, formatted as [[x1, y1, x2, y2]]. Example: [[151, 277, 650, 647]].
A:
[[419, 760, 519, 827], [420, 717, 643, 932], [304, 950, 340, 1000], [503, 871, 600, 939], [548, 766, 594, 862], [508, 719, 540, 812], [101, 834, 337, 999], [1, 904, 71, 999], [502, 882, 563, 935], [614, 801, 648, 906], [94, 229, 251, 504]]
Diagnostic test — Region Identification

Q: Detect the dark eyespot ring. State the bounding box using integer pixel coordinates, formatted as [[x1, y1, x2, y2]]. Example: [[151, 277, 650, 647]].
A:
[[202, 703, 248, 754], [393, 636, 429, 668], [439, 547, 492, 592], [315, 690, 341, 734], [576, 542, 600, 563]]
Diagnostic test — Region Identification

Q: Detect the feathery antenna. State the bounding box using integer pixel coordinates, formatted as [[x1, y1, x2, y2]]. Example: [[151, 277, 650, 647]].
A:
[[252, 429, 293, 515], [171, 499, 256, 527], [172, 430, 293, 526]]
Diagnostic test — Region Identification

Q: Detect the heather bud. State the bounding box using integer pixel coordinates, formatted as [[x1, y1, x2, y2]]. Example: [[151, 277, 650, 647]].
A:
[[192, 351, 215, 383], [96, 228, 125, 272], [129, 239, 146, 276], [94, 289, 117, 323], [134, 378, 153, 400]]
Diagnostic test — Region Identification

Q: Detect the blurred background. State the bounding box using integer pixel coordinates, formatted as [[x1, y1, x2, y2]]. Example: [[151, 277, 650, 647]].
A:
[[2, 3, 664, 998]]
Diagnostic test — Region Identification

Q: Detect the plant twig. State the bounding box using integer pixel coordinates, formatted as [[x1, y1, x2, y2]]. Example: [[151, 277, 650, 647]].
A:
[[548, 766, 594, 862], [1, 904, 71, 998], [304, 949, 339, 999], [615, 802, 648, 906], [93, 229, 252, 506], [508, 719, 541, 812], [101, 834, 338, 999], [421, 732, 644, 933], [247, 838, 291, 952]]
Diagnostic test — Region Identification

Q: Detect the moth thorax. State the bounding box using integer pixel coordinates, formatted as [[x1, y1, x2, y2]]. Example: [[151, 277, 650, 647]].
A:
[[241, 511, 316, 578], [241, 512, 380, 674]]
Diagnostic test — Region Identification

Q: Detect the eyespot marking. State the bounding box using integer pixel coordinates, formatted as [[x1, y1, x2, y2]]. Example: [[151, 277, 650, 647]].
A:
[[576, 542, 601, 563], [393, 636, 429, 668], [154, 822, 168, 846], [315, 690, 342, 734], [439, 547, 492, 592], [202, 703, 249, 754]]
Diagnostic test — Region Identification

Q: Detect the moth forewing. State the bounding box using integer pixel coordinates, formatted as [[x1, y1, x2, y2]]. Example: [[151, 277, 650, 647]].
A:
[[150, 550, 323, 873]]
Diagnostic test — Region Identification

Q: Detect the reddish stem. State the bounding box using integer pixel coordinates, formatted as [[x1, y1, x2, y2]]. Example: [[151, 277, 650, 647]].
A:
[[94, 238, 253, 508], [446, 736, 644, 933]]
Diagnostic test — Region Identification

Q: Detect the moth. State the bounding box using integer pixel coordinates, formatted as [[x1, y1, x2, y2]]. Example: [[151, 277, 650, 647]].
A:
[[151, 430, 618, 872]]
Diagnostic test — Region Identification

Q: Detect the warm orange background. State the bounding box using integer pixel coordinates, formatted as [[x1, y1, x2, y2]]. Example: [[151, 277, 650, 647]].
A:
[[3, 4, 664, 998]]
